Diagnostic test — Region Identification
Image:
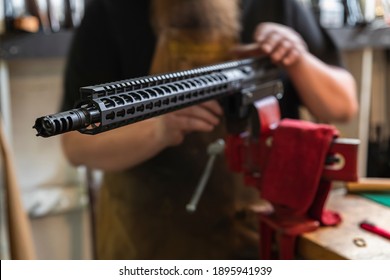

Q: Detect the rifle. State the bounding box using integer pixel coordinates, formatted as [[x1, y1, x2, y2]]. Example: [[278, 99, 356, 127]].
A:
[[33, 57, 283, 137]]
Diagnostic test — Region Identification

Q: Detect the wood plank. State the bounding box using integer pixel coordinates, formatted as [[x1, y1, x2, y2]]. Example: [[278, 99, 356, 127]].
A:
[[298, 187, 390, 260], [347, 177, 390, 192]]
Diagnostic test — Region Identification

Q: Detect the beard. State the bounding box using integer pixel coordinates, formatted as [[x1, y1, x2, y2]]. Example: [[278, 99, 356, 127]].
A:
[[151, 0, 241, 38]]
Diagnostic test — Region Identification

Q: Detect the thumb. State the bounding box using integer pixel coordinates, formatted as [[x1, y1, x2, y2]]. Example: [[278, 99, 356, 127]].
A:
[[230, 43, 265, 59]]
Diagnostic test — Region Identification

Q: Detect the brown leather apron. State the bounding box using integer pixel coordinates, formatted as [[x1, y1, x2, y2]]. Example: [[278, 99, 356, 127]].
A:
[[96, 26, 261, 260]]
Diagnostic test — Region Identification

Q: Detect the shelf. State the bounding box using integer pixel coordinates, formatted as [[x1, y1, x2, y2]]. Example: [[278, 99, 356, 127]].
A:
[[328, 24, 390, 50], [1, 24, 389, 60], [0, 30, 73, 60]]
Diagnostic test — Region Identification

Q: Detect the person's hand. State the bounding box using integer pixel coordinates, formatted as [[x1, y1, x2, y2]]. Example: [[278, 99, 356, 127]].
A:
[[233, 22, 308, 67], [155, 100, 223, 146]]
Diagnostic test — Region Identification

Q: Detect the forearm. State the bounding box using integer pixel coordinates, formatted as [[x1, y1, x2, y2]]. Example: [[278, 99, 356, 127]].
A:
[[286, 52, 358, 122], [61, 118, 167, 171]]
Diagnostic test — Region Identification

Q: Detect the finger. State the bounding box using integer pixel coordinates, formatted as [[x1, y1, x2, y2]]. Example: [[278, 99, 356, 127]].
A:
[[281, 29, 308, 51], [260, 32, 283, 54], [256, 23, 308, 52], [282, 48, 301, 67], [200, 100, 223, 116], [230, 43, 264, 58], [159, 113, 216, 146], [254, 23, 273, 43], [270, 39, 292, 63], [176, 115, 215, 133], [176, 105, 221, 126]]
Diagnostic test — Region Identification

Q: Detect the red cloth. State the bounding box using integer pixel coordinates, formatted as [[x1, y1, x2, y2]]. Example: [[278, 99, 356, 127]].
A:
[[260, 119, 341, 225]]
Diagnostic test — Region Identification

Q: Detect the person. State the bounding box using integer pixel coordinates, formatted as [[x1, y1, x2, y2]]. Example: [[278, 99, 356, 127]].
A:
[[60, 0, 358, 259]]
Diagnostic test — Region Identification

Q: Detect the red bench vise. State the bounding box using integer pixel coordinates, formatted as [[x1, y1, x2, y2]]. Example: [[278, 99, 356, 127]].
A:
[[224, 96, 359, 259]]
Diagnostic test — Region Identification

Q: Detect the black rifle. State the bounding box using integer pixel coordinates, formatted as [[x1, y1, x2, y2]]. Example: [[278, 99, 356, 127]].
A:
[[33, 57, 283, 137]]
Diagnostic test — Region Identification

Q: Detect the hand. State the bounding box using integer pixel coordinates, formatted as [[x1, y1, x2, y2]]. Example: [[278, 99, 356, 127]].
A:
[[156, 100, 223, 146], [233, 23, 308, 67]]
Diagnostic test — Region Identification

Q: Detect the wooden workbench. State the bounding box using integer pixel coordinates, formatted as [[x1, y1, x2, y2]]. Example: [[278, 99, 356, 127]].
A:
[[297, 187, 390, 260]]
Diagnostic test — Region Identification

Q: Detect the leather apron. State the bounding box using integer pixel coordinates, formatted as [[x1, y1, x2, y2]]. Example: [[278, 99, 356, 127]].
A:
[[96, 27, 261, 260]]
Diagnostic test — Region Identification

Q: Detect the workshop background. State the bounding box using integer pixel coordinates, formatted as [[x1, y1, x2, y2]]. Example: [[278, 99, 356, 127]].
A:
[[0, 0, 389, 259]]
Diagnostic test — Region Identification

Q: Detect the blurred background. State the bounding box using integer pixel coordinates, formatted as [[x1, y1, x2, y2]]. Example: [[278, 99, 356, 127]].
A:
[[0, 0, 389, 259]]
